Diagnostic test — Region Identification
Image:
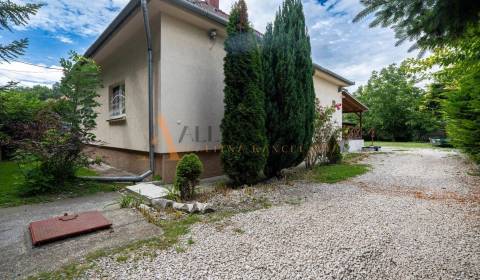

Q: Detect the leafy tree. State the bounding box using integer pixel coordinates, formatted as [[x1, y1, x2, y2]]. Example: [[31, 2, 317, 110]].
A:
[[12, 85, 59, 100], [0, 85, 61, 158], [420, 25, 480, 162], [419, 82, 447, 135], [0, 90, 44, 157], [58, 52, 102, 144], [353, 0, 480, 52], [15, 52, 102, 194], [221, 0, 267, 185], [262, 0, 315, 177], [354, 62, 438, 141]]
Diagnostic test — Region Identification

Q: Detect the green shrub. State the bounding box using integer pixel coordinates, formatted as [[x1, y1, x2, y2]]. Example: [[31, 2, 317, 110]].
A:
[[327, 135, 342, 164], [174, 154, 203, 200], [18, 166, 55, 196]]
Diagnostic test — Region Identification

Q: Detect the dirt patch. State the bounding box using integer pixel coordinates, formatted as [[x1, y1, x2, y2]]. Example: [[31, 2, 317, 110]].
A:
[[356, 181, 480, 204]]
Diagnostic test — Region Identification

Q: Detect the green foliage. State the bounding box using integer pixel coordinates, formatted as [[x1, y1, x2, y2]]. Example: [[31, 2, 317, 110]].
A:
[[59, 52, 102, 143], [353, 0, 480, 161], [0, 0, 42, 63], [354, 62, 440, 141], [152, 175, 162, 182], [0, 90, 45, 157], [13, 52, 102, 195], [419, 82, 447, 134], [326, 134, 342, 164], [0, 38, 27, 62], [262, 0, 315, 177], [13, 85, 60, 100], [221, 0, 268, 185], [353, 0, 480, 52], [422, 24, 480, 162], [0, 90, 43, 124], [174, 154, 204, 200], [18, 164, 55, 196], [305, 99, 338, 168], [119, 195, 141, 209], [165, 185, 180, 202]]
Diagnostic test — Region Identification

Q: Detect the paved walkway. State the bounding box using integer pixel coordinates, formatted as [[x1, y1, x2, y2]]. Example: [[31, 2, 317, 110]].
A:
[[0, 192, 162, 279]]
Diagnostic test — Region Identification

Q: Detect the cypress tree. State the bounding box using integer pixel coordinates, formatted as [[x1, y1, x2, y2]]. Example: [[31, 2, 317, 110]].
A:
[[221, 0, 267, 185], [263, 0, 315, 177]]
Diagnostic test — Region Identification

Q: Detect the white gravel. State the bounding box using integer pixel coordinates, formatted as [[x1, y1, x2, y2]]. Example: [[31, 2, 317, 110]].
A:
[[83, 149, 480, 279]]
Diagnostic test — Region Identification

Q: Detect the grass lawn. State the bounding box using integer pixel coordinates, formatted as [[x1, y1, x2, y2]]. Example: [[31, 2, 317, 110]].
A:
[[310, 163, 370, 183], [0, 161, 124, 208], [371, 141, 434, 149]]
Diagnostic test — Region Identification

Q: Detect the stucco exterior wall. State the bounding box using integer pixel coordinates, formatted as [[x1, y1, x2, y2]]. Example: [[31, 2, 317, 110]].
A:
[[313, 73, 343, 126], [92, 14, 161, 153], [159, 13, 225, 154], [88, 2, 351, 181]]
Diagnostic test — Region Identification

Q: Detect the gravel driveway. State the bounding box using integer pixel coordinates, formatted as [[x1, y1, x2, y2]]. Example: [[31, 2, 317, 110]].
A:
[[84, 148, 480, 280]]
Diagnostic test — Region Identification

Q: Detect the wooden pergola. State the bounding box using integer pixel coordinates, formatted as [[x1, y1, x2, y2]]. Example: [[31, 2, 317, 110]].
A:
[[342, 90, 368, 139]]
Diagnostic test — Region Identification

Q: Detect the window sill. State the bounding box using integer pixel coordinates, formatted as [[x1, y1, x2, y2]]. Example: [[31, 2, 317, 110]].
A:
[[107, 114, 126, 122]]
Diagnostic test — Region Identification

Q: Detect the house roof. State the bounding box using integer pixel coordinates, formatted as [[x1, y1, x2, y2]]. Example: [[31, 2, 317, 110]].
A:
[[313, 63, 354, 86], [342, 90, 368, 113], [85, 0, 354, 86]]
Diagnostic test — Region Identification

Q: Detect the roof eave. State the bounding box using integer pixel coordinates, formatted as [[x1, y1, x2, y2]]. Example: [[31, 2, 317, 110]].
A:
[[84, 0, 229, 58], [313, 63, 355, 86], [84, 0, 140, 58]]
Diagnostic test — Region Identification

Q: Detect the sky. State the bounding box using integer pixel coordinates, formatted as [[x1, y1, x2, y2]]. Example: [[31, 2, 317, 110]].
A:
[[0, 0, 418, 90]]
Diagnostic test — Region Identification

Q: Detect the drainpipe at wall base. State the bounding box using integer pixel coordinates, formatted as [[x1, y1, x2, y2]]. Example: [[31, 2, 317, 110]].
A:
[[81, 170, 153, 183], [80, 0, 155, 183]]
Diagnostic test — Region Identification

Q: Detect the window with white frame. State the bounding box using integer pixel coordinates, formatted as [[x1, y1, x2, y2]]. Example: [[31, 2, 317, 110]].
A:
[[110, 84, 126, 118]]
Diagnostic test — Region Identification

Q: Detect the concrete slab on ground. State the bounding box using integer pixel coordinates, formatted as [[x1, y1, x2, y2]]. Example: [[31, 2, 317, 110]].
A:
[[0, 192, 162, 279], [127, 183, 170, 201]]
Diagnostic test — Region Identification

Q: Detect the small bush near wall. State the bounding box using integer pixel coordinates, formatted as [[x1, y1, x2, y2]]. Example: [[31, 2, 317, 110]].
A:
[[305, 99, 338, 168], [327, 135, 342, 164], [174, 154, 204, 200]]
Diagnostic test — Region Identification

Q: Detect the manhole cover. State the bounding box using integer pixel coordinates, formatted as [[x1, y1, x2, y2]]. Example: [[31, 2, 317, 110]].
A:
[[29, 211, 112, 246]]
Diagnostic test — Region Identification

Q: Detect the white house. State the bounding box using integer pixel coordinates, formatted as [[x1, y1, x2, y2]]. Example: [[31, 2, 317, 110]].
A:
[[84, 0, 366, 182]]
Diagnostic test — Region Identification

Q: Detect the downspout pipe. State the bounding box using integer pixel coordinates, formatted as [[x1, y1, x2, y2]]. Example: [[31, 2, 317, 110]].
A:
[[81, 0, 155, 183], [141, 0, 156, 176]]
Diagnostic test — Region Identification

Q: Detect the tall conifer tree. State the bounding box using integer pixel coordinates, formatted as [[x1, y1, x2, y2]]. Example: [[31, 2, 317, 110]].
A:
[[263, 0, 315, 177], [221, 0, 267, 185]]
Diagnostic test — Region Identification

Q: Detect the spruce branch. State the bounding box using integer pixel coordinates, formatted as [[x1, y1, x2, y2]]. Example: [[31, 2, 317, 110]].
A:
[[0, 0, 42, 31], [0, 38, 28, 62]]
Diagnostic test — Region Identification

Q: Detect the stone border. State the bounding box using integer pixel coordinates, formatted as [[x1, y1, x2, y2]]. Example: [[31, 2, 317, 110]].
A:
[[151, 198, 214, 214]]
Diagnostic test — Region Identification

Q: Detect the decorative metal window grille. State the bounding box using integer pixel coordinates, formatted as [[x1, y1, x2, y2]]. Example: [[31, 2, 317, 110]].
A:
[[110, 84, 126, 118]]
